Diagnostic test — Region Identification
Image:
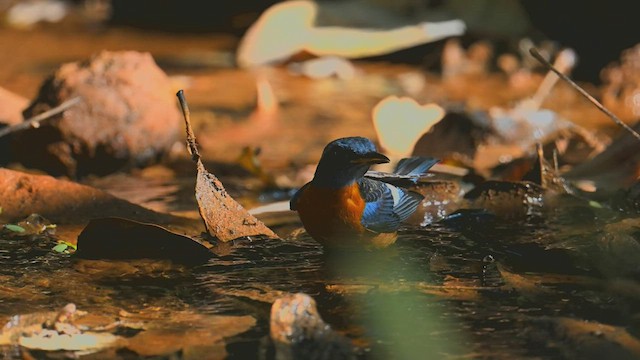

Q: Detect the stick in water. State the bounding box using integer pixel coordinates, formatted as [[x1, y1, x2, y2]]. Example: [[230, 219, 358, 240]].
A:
[[529, 47, 640, 142], [176, 90, 200, 162], [0, 96, 82, 138]]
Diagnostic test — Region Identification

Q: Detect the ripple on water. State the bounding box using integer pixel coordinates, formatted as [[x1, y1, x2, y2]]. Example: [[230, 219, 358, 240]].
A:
[[1, 205, 638, 359]]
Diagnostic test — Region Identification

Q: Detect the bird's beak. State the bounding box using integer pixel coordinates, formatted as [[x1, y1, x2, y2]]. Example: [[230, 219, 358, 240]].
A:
[[351, 151, 390, 165]]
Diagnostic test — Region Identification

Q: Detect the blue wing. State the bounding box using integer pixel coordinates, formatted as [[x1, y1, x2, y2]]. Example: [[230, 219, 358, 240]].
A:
[[394, 156, 439, 176], [365, 157, 439, 187], [358, 178, 423, 233]]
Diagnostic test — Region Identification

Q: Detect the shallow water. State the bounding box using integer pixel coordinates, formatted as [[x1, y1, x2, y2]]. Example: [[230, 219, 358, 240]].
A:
[[2, 184, 638, 359]]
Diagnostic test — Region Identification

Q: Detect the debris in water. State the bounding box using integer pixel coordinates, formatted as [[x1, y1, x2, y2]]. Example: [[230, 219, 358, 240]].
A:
[[15, 303, 120, 352], [10, 213, 57, 236], [177, 90, 278, 241], [76, 217, 213, 265]]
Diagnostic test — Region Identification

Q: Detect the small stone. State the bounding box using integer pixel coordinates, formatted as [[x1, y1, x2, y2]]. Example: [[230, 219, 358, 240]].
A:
[[270, 293, 354, 360]]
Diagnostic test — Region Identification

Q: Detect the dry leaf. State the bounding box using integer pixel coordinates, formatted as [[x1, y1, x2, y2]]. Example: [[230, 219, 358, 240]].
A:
[[0, 168, 203, 242], [76, 217, 213, 265], [195, 160, 277, 241], [177, 90, 278, 241], [373, 96, 445, 158]]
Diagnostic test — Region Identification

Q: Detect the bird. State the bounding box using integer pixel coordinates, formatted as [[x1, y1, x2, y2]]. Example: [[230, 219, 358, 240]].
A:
[[290, 136, 438, 248]]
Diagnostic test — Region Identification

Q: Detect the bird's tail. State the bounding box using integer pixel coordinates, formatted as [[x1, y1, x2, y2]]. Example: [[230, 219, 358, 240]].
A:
[[393, 156, 439, 176]]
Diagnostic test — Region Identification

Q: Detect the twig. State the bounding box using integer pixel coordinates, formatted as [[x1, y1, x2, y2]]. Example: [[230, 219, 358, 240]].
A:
[[529, 47, 640, 142], [552, 148, 559, 173], [0, 97, 82, 139], [176, 90, 200, 162], [530, 48, 576, 110]]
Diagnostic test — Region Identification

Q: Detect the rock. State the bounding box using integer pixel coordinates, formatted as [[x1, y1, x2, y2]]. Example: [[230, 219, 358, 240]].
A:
[[14, 51, 181, 177], [270, 293, 354, 360], [0, 87, 28, 126]]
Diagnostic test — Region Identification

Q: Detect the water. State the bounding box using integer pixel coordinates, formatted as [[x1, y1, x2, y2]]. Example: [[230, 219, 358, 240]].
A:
[[1, 185, 639, 359]]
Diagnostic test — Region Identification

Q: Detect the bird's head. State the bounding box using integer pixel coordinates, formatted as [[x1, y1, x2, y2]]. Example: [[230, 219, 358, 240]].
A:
[[313, 137, 389, 188]]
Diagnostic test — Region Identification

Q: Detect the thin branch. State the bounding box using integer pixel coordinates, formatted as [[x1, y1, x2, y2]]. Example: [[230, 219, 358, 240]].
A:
[[530, 48, 576, 110], [176, 90, 200, 162], [529, 47, 640, 142], [0, 96, 82, 139]]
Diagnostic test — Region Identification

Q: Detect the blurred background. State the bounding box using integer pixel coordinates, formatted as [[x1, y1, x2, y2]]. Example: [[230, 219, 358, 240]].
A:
[[0, 0, 638, 89], [109, 0, 639, 82], [2, 0, 638, 177]]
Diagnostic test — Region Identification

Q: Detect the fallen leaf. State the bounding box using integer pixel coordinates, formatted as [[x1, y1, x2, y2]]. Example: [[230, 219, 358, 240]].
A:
[[497, 263, 551, 297], [76, 217, 213, 265], [0, 168, 203, 242], [177, 90, 278, 241], [3, 224, 25, 233], [51, 243, 69, 253], [373, 96, 445, 158], [196, 161, 278, 241]]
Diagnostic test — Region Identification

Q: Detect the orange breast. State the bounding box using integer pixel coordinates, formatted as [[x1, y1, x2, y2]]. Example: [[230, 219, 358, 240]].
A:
[[295, 183, 366, 243]]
